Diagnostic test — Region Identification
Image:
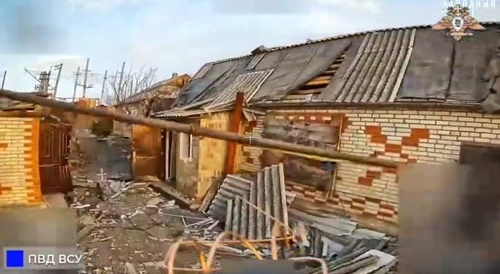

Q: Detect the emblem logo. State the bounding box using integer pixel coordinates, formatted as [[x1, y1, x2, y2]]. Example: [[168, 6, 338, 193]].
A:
[[432, 4, 485, 41]]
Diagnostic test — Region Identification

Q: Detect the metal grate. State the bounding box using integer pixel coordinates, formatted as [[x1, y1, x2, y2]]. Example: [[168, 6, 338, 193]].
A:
[[246, 53, 266, 70], [207, 69, 274, 109]]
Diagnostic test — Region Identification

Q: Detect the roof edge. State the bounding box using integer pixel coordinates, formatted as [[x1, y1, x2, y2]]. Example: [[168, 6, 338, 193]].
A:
[[210, 21, 500, 65]]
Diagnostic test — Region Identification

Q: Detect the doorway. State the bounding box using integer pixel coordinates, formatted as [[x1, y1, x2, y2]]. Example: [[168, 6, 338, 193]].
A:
[[165, 130, 177, 181]]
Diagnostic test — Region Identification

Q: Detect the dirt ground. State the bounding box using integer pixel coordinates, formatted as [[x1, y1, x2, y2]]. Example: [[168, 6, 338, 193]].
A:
[[70, 133, 223, 273]]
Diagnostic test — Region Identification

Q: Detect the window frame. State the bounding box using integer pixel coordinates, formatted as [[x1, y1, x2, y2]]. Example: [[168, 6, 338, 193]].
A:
[[179, 133, 193, 161]]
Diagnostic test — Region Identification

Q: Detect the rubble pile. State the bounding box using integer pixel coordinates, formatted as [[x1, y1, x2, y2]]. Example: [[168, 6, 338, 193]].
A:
[[70, 135, 222, 273], [70, 135, 398, 273], [203, 165, 398, 273]]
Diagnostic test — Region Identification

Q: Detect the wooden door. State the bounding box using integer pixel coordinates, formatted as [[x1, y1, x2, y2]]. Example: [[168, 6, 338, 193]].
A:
[[39, 122, 73, 194], [131, 124, 164, 179], [165, 130, 177, 180]]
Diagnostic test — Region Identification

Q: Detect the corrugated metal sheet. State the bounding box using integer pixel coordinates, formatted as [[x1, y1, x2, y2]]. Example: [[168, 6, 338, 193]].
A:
[[207, 174, 253, 221], [329, 28, 416, 103], [205, 69, 274, 110], [210, 164, 291, 239], [153, 107, 232, 118], [246, 53, 266, 70]]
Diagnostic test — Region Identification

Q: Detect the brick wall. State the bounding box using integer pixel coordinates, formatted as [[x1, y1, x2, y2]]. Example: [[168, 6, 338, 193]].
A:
[[0, 117, 41, 207], [175, 120, 200, 198], [235, 115, 264, 173], [264, 108, 500, 233], [198, 112, 231, 199]]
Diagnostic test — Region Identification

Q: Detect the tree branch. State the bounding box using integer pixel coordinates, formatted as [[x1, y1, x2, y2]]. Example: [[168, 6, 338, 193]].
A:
[[103, 65, 158, 106]]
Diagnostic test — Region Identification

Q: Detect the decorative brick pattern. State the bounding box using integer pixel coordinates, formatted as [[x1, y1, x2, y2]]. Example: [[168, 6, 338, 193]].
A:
[[236, 116, 265, 173], [253, 109, 500, 232], [0, 117, 42, 207]]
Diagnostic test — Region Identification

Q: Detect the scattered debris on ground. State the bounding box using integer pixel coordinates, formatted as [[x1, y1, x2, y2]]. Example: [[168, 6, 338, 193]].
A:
[[70, 135, 223, 273], [70, 134, 398, 273]]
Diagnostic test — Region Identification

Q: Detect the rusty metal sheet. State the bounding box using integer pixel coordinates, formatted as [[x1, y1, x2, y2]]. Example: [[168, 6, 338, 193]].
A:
[[39, 122, 73, 194], [131, 124, 164, 179]]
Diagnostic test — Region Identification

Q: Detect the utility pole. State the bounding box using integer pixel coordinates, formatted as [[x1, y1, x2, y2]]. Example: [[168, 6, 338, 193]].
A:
[[118, 61, 126, 95], [72, 67, 80, 102], [100, 70, 108, 102], [1, 71, 6, 89], [37, 71, 51, 95], [24, 68, 51, 94], [52, 63, 63, 98], [82, 58, 90, 98]]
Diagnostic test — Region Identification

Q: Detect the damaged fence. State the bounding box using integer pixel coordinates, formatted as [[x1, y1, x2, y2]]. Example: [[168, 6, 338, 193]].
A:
[[207, 163, 293, 240]]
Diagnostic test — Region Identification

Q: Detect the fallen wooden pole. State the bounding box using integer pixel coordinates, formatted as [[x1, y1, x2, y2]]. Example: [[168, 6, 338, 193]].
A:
[[0, 89, 399, 167]]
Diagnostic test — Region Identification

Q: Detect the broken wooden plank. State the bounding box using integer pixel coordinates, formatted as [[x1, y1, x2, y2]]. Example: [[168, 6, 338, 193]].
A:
[[149, 182, 199, 210], [199, 177, 224, 213]]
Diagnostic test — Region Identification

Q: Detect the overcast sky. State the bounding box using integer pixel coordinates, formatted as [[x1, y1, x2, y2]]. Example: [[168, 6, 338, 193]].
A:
[[0, 0, 499, 99]]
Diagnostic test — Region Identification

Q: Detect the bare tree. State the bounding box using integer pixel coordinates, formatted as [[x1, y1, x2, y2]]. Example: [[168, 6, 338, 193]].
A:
[[104, 66, 158, 106]]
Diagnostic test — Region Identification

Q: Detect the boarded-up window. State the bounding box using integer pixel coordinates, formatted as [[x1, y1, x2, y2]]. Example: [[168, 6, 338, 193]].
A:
[[261, 116, 341, 192], [179, 133, 193, 161], [262, 116, 340, 149]]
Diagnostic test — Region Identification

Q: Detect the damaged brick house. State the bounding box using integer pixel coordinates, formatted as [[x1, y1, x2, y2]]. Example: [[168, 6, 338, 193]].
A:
[[155, 23, 500, 233], [152, 68, 268, 199], [112, 73, 191, 138], [110, 74, 192, 180]]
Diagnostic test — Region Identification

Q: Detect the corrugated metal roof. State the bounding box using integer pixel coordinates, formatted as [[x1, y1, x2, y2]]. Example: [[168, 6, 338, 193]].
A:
[[153, 107, 231, 118], [120, 74, 190, 105], [246, 53, 266, 70], [205, 69, 274, 110], [329, 28, 417, 103]]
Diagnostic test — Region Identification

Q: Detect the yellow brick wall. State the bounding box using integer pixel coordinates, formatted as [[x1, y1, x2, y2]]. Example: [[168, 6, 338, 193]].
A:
[[263, 108, 500, 234], [197, 112, 231, 199], [175, 120, 200, 198], [0, 117, 41, 207]]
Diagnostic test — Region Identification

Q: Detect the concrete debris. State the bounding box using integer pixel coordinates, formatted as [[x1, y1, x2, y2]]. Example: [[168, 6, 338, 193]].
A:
[[124, 262, 138, 274], [72, 134, 400, 273], [288, 208, 398, 273], [146, 197, 165, 208], [72, 135, 213, 273]]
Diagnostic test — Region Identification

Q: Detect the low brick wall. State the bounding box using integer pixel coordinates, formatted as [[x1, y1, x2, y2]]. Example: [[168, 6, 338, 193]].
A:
[[0, 117, 41, 206]]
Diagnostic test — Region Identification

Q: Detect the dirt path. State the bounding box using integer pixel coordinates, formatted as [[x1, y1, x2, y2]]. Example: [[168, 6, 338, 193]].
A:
[[70, 135, 220, 274]]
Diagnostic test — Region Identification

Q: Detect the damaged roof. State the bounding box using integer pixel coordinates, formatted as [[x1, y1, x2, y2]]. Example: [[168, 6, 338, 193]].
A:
[[155, 22, 500, 117], [118, 74, 191, 106]]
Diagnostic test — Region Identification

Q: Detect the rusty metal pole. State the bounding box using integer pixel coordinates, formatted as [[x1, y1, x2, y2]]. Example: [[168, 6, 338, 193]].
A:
[[0, 89, 400, 168]]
